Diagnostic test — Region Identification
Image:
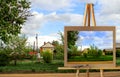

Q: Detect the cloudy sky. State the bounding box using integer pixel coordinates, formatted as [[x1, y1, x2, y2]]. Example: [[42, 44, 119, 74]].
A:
[[76, 31, 113, 50], [21, 0, 120, 47]]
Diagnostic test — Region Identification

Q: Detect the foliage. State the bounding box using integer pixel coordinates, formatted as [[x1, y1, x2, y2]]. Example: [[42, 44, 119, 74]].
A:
[[52, 40, 64, 60], [0, 51, 10, 66], [7, 35, 27, 65], [68, 46, 81, 58], [54, 51, 64, 60], [67, 31, 79, 48], [0, 0, 31, 43], [116, 49, 120, 57], [87, 45, 102, 58], [42, 50, 53, 63], [58, 31, 64, 45]]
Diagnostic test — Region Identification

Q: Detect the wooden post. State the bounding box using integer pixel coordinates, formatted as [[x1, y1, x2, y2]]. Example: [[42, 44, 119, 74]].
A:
[[90, 4, 96, 26], [83, 4, 88, 26], [76, 69, 79, 77], [86, 69, 89, 77], [87, 4, 91, 27], [100, 69, 104, 77]]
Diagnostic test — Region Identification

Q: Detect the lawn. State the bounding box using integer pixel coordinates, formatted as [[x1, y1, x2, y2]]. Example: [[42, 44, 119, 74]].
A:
[[116, 57, 120, 66], [68, 55, 113, 62], [0, 59, 75, 73]]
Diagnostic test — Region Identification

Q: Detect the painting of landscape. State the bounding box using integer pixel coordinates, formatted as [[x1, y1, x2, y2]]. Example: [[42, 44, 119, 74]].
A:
[[67, 31, 113, 62]]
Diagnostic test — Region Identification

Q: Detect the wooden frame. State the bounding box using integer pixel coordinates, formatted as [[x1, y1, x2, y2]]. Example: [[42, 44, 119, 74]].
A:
[[64, 26, 116, 68]]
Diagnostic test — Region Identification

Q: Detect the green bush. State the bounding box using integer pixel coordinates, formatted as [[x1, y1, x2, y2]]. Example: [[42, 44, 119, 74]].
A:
[[0, 51, 10, 66], [87, 45, 102, 58], [42, 50, 53, 63], [54, 52, 64, 60], [116, 49, 120, 57], [68, 46, 81, 58]]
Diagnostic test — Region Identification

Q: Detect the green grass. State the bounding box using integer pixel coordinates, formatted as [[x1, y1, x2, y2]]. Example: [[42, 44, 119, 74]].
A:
[[68, 55, 113, 62], [0, 59, 76, 73], [116, 57, 120, 66]]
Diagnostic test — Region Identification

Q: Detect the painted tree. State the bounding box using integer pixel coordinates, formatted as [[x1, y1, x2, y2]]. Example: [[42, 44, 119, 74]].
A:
[[67, 31, 79, 49], [0, 0, 31, 43]]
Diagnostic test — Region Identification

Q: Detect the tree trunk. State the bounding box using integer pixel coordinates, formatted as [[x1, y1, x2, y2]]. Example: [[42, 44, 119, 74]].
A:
[[14, 58, 17, 65]]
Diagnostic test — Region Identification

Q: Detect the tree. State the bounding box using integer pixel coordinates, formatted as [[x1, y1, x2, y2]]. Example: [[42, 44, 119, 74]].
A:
[[0, 0, 31, 43], [58, 31, 64, 45], [87, 45, 102, 58], [8, 35, 27, 65], [52, 40, 64, 60], [67, 31, 79, 49]]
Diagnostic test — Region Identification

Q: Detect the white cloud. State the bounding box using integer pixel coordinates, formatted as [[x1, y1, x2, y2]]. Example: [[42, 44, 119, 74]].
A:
[[21, 11, 45, 35], [29, 0, 73, 11], [22, 11, 83, 36], [77, 0, 97, 4], [116, 26, 120, 43], [99, 0, 120, 14], [27, 33, 60, 48]]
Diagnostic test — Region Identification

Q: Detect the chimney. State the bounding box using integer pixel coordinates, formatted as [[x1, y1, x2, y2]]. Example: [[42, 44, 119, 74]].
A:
[[44, 42, 46, 45]]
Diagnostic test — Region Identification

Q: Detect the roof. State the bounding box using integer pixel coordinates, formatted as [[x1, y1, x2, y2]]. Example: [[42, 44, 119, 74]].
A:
[[116, 43, 120, 48], [41, 42, 54, 48]]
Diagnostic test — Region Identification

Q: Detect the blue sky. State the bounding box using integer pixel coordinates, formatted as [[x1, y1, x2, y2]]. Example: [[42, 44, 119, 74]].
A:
[[76, 31, 113, 50], [21, 0, 120, 47]]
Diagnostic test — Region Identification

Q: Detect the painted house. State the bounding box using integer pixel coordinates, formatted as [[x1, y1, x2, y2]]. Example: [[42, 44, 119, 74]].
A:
[[40, 42, 54, 53], [103, 43, 120, 55], [116, 43, 120, 50]]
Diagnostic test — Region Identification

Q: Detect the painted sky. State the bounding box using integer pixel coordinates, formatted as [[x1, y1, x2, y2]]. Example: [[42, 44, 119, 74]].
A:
[[21, 0, 120, 47], [76, 31, 113, 50]]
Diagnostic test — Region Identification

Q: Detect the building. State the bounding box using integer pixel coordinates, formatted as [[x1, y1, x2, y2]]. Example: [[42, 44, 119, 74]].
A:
[[40, 42, 54, 53], [116, 43, 120, 50]]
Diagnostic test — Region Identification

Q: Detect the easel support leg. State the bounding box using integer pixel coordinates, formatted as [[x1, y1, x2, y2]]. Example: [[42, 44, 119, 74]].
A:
[[86, 69, 89, 77], [76, 69, 79, 77], [100, 69, 104, 77]]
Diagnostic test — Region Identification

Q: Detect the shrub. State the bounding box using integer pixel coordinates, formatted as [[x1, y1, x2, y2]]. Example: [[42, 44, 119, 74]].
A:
[[87, 45, 102, 58], [68, 46, 81, 57], [0, 51, 10, 66], [116, 49, 120, 57], [42, 50, 53, 63], [83, 53, 87, 58], [54, 52, 64, 60]]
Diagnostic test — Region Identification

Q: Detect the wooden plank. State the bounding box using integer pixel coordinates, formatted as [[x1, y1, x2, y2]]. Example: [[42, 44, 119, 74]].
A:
[[58, 66, 120, 70]]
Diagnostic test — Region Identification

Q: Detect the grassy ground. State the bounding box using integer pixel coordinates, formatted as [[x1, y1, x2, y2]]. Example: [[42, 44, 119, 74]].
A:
[[68, 55, 113, 62], [0, 59, 76, 73], [1, 57, 120, 73], [116, 57, 120, 66]]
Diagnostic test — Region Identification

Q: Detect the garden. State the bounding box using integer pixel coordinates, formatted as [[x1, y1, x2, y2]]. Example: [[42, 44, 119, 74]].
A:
[[68, 45, 113, 62], [0, 35, 67, 73]]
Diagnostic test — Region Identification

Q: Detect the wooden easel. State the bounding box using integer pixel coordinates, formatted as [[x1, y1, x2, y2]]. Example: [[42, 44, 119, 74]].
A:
[[59, 3, 105, 77], [83, 4, 96, 27], [82, 4, 103, 77]]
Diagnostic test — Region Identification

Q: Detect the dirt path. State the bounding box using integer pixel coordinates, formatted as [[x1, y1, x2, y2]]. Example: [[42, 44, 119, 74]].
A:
[[0, 71, 120, 77]]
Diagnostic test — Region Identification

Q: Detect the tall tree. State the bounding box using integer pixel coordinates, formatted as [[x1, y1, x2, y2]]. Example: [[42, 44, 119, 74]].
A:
[[8, 35, 27, 65], [0, 0, 31, 43], [58, 31, 64, 45], [67, 31, 79, 49]]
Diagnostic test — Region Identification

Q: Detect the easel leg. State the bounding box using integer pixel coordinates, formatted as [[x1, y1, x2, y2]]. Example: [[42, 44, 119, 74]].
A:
[[76, 69, 79, 77], [100, 69, 104, 77], [86, 69, 89, 77]]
